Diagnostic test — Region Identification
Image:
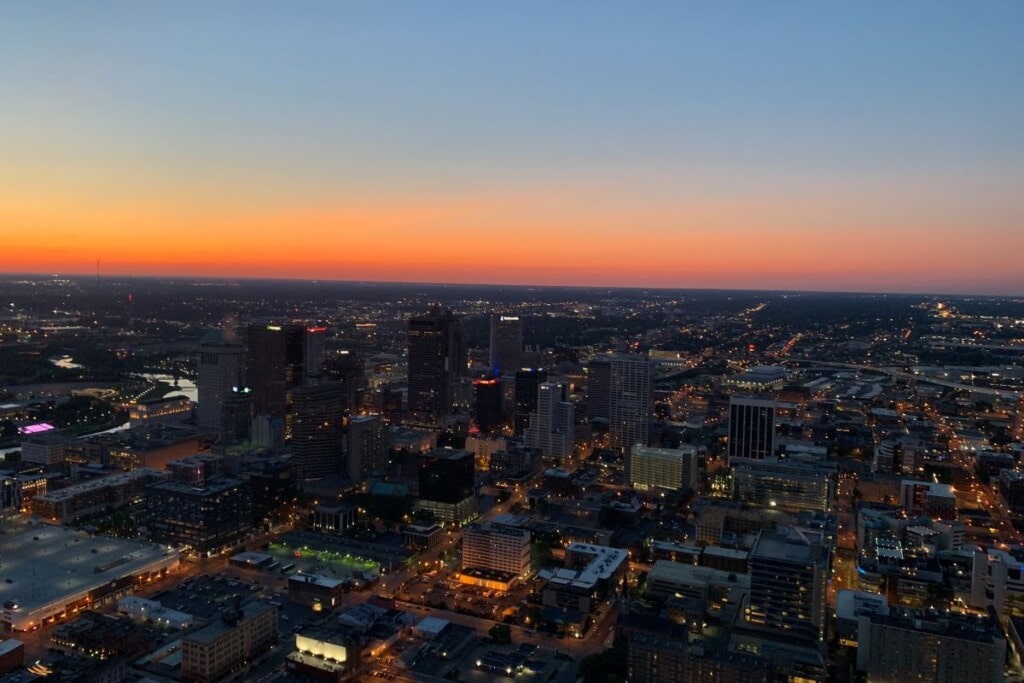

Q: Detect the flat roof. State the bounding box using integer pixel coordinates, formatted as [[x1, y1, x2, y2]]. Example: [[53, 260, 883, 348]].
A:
[[32, 468, 164, 502], [0, 524, 178, 628], [185, 601, 274, 645], [539, 543, 627, 589], [290, 573, 345, 589], [648, 560, 748, 587]]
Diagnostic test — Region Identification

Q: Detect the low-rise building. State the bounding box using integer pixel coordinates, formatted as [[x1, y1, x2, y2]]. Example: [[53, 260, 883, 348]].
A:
[[181, 601, 277, 683]]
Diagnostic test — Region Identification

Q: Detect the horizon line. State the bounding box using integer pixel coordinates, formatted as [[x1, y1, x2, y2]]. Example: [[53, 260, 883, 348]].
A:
[[1, 270, 1021, 300]]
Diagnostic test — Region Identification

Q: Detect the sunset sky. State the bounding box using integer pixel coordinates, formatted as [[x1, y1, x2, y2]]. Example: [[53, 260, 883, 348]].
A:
[[2, 2, 1022, 294]]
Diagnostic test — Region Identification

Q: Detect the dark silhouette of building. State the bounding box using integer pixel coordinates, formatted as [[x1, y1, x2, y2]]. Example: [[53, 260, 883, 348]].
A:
[[473, 376, 504, 435], [489, 313, 523, 376], [219, 388, 254, 444], [197, 334, 246, 433], [245, 324, 326, 425], [291, 382, 344, 482], [513, 368, 547, 435], [419, 448, 474, 504], [585, 356, 612, 421], [728, 396, 777, 463], [324, 349, 366, 410], [407, 307, 465, 426]]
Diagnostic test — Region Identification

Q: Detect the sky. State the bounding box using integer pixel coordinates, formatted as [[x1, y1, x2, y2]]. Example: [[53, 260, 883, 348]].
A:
[[2, 2, 1023, 295]]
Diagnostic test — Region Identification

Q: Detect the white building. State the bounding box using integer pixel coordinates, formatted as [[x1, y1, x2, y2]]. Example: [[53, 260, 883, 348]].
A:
[[524, 382, 574, 461], [627, 445, 698, 492]]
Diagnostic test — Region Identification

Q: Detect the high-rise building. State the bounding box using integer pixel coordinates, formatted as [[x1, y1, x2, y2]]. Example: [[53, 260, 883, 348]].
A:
[[513, 368, 547, 434], [524, 382, 575, 461], [747, 527, 829, 645], [346, 414, 388, 485], [324, 349, 365, 409], [728, 396, 777, 463], [473, 376, 504, 435], [608, 355, 652, 451], [290, 383, 344, 483], [197, 335, 245, 433], [407, 307, 465, 426], [416, 448, 477, 524], [489, 314, 523, 376], [418, 448, 475, 504], [219, 388, 254, 444], [585, 356, 612, 421], [245, 324, 325, 425], [460, 522, 532, 589], [627, 444, 698, 492]]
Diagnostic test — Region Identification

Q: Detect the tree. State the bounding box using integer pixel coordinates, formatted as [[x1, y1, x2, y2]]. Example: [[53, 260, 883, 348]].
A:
[[489, 623, 512, 643]]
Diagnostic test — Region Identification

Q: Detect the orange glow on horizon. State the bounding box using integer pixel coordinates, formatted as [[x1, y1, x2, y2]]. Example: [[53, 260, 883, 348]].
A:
[[3, 187, 1021, 293]]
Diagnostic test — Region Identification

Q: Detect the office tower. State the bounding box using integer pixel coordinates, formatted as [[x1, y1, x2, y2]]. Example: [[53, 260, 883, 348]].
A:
[[728, 396, 777, 463], [473, 376, 504, 435], [489, 313, 523, 376], [219, 388, 254, 444], [324, 349, 366, 409], [290, 382, 344, 482], [303, 326, 327, 383], [627, 445, 698, 492], [747, 527, 829, 644], [197, 335, 246, 432], [586, 356, 612, 421], [513, 368, 547, 434], [524, 381, 575, 461], [146, 456, 253, 555], [407, 307, 466, 426], [245, 323, 323, 422], [856, 608, 1005, 683], [346, 414, 388, 485], [732, 458, 836, 512], [251, 414, 284, 449], [460, 522, 532, 589], [416, 448, 477, 524], [608, 354, 652, 451], [419, 449, 474, 503]]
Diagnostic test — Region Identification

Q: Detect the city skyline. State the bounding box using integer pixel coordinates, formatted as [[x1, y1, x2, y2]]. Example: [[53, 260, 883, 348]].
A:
[[3, 2, 1023, 295]]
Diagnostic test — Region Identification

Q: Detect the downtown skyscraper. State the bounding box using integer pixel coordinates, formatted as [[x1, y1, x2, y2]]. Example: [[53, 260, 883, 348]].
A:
[[727, 396, 777, 464], [489, 313, 523, 376], [244, 323, 326, 421], [524, 381, 575, 461], [196, 332, 246, 435], [407, 306, 466, 426], [607, 354, 653, 451]]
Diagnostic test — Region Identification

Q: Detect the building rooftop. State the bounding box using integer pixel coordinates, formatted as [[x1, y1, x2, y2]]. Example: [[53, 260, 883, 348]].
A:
[[751, 527, 825, 563], [648, 560, 749, 588], [0, 525, 178, 628], [32, 468, 165, 503], [184, 601, 274, 646], [538, 543, 627, 590], [290, 573, 345, 590]]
